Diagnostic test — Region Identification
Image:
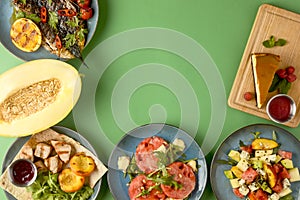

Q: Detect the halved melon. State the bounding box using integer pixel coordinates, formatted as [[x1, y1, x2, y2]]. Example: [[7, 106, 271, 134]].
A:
[[0, 59, 81, 137]]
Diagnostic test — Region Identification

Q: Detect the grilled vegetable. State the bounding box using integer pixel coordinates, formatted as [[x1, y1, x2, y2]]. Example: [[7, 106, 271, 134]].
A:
[[58, 168, 85, 193], [251, 138, 278, 150], [40, 6, 47, 23], [70, 153, 95, 176], [57, 9, 77, 17]]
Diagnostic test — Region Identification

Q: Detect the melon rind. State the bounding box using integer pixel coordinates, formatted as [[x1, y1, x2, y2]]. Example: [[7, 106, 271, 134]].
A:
[[0, 59, 81, 137]]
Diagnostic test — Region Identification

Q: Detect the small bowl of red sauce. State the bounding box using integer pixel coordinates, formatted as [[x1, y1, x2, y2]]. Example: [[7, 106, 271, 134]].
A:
[[8, 159, 37, 187], [266, 94, 296, 124]]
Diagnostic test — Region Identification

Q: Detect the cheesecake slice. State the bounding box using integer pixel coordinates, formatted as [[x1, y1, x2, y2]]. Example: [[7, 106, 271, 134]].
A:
[[251, 53, 280, 108]]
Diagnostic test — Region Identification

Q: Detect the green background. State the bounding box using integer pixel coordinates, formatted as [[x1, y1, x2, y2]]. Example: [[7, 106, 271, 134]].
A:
[[1, 0, 300, 199]]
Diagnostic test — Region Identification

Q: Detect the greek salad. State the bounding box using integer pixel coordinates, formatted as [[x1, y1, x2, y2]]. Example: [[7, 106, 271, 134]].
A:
[[220, 131, 300, 200]]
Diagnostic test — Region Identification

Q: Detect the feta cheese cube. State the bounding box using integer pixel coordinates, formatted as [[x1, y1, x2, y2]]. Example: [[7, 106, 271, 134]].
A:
[[255, 150, 273, 158], [282, 178, 291, 188], [238, 185, 249, 196], [117, 156, 130, 172], [230, 178, 240, 188], [240, 150, 250, 160], [155, 144, 167, 153], [237, 158, 250, 172], [259, 154, 277, 163], [248, 182, 259, 191], [238, 179, 246, 186], [269, 193, 280, 200], [172, 138, 185, 151]]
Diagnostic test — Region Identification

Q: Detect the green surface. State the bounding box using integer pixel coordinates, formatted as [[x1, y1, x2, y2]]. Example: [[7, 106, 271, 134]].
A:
[[1, 0, 300, 199]]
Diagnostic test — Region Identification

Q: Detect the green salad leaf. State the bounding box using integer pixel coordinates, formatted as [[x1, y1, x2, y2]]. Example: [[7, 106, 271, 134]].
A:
[[27, 171, 93, 200]]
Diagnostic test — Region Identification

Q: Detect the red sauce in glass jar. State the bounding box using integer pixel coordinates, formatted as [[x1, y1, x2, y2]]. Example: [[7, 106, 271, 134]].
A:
[[268, 95, 291, 122], [11, 159, 36, 185]]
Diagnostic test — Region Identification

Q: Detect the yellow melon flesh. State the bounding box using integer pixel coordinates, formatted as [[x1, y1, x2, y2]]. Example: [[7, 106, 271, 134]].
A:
[[0, 59, 81, 137]]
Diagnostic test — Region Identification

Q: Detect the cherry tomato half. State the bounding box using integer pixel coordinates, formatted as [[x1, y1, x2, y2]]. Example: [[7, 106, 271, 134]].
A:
[[77, 0, 91, 8], [80, 8, 93, 20]]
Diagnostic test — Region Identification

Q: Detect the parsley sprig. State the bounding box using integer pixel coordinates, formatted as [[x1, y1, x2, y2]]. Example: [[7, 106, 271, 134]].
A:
[[64, 17, 88, 49], [48, 11, 58, 31]]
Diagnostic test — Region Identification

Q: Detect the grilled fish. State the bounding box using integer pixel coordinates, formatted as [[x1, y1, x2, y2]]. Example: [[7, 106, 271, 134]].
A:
[[12, 0, 90, 59]]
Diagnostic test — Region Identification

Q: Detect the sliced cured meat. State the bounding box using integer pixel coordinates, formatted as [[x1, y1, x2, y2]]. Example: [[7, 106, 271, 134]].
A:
[[135, 136, 168, 173], [128, 174, 166, 200], [161, 162, 196, 199]]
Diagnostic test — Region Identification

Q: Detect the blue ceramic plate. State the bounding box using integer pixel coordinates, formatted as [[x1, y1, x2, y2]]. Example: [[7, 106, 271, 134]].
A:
[[1, 126, 102, 200], [107, 123, 207, 200], [210, 124, 300, 200], [0, 1, 98, 61]]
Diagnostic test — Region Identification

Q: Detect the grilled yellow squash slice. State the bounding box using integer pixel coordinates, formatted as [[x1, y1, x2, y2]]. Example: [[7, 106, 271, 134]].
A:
[[70, 153, 95, 176], [10, 18, 42, 52], [58, 168, 85, 193]]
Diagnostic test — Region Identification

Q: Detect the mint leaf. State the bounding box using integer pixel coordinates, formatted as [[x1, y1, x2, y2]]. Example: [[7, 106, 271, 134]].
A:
[[278, 79, 291, 94], [275, 39, 287, 46], [263, 40, 273, 48], [263, 36, 286, 48], [269, 35, 275, 46], [269, 74, 280, 92]]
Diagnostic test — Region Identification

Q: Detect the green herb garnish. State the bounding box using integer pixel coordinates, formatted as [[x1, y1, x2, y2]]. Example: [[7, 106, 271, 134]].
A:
[[263, 35, 287, 48], [239, 140, 246, 147], [77, 28, 88, 41], [18, 0, 26, 4], [15, 11, 41, 23], [269, 74, 280, 92], [67, 17, 79, 27], [48, 11, 58, 31], [217, 158, 238, 166], [272, 131, 277, 141], [270, 75, 291, 94], [277, 78, 291, 94], [252, 131, 261, 139], [64, 33, 77, 48], [15, 10, 25, 19], [135, 184, 160, 198], [25, 13, 41, 24]]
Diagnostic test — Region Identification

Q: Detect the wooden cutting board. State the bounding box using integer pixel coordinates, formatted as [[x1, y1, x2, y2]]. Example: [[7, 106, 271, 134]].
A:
[[228, 4, 300, 128]]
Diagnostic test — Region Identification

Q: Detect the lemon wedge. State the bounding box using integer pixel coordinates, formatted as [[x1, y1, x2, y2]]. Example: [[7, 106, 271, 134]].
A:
[[10, 18, 42, 52]]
